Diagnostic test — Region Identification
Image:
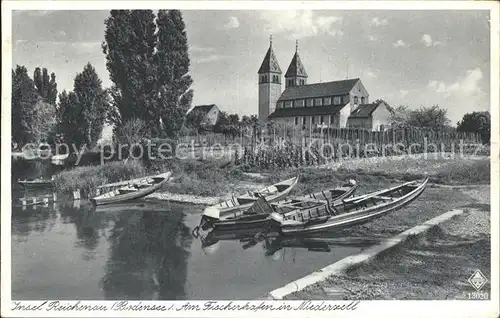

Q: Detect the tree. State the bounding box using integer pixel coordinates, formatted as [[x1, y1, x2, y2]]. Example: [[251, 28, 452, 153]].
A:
[[57, 90, 83, 145], [228, 114, 240, 126], [102, 9, 194, 137], [73, 63, 111, 148], [457, 111, 490, 144], [31, 100, 57, 142], [115, 118, 149, 146], [33, 67, 57, 104], [102, 10, 157, 126], [391, 105, 451, 130], [56, 63, 110, 148], [12, 65, 39, 144], [155, 10, 193, 137]]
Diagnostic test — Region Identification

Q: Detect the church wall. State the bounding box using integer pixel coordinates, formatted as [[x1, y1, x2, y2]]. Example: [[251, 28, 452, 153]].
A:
[[349, 81, 370, 113], [371, 103, 392, 131], [338, 104, 352, 128]]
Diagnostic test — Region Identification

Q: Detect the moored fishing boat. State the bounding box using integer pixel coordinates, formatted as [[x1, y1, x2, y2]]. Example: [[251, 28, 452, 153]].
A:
[[90, 172, 172, 206], [200, 176, 299, 222], [204, 179, 358, 231], [269, 178, 429, 235], [17, 177, 54, 189]]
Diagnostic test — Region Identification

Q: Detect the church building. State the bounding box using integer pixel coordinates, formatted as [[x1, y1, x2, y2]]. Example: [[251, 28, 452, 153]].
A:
[[258, 38, 393, 131]]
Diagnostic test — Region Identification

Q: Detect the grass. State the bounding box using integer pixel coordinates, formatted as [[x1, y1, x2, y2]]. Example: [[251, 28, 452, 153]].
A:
[[52, 160, 147, 197], [52, 153, 490, 199], [262, 156, 490, 188]]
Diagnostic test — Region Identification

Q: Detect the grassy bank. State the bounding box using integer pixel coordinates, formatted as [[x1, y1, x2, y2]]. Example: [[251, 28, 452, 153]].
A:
[[52, 154, 490, 199], [52, 160, 147, 197], [284, 187, 491, 300]]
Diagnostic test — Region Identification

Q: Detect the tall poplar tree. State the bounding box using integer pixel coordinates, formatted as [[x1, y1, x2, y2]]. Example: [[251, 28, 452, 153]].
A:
[[33, 67, 58, 105], [56, 63, 110, 148], [155, 10, 193, 137], [73, 63, 110, 147], [12, 65, 38, 144], [102, 10, 157, 126]]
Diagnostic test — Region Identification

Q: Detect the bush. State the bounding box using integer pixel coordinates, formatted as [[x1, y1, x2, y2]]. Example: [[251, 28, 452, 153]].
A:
[[436, 159, 490, 184]]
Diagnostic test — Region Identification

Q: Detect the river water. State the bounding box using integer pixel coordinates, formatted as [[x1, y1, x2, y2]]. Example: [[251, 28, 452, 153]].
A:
[[11, 159, 378, 300]]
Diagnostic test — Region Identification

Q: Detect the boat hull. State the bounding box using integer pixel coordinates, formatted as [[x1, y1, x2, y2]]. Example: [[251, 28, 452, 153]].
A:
[[203, 176, 299, 220], [279, 179, 428, 235], [90, 172, 172, 206], [210, 183, 358, 231], [17, 181, 53, 189]]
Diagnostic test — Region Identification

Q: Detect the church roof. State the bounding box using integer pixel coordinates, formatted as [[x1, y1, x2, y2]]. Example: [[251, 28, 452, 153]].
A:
[[277, 78, 360, 102], [285, 51, 308, 78], [258, 45, 282, 74], [186, 104, 217, 117], [349, 101, 393, 118], [268, 104, 346, 119]]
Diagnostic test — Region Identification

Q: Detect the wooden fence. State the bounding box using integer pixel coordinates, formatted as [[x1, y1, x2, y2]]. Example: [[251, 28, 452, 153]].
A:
[[177, 126, 482, 150]]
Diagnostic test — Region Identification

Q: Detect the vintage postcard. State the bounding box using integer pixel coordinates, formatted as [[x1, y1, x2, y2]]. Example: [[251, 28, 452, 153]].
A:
[[1, 1, 499, 317]]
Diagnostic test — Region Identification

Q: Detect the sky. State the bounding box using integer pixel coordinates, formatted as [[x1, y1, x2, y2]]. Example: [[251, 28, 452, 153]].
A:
[[11, 9, 491, 125]]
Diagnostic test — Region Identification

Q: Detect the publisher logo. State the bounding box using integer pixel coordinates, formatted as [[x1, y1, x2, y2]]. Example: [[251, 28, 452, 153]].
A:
[[468, 269, 487, 291]]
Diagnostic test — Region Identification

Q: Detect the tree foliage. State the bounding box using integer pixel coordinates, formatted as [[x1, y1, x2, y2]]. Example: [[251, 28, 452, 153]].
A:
[[102, 9, 193, 137], [56, 63, 111, 148], [12, 65, 56, 144], [12, 66, 38, 144], [115, 118, 149, 155], [102, 10, 157, 126], [155, 9, 193, 137], [457, 111, 490, 144], [73, 63, 111, 147], [390, 105, 451, 130], [33, 67, 57, 105]]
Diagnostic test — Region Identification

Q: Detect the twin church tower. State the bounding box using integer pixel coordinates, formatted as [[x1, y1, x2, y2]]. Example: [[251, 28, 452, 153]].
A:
[[257, 36, 308, 121]]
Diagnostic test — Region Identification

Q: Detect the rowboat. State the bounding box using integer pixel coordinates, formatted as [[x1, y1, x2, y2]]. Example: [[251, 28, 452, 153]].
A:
[[204, 180, 358, 231], [90, 172, 172, 206], [17, 178, 54, 189], [201, 176, 299, 221], [269, 178, 429, 235]]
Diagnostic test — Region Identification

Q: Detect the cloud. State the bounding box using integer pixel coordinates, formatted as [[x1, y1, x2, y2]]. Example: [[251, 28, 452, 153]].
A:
[[363, 69, 377, 79], [399, 89, 409, 98], [16, 10, 53, 17], [371, 17, 388, 27], [194, 55, 233, 64], [428, 68, 483, 97], [392, 40, 406, 47], [260, 10, 343, 38], [368, 35, 377, 41], [224, 16, 240, 29], [70, 42, 102, 54], [421, 34, 443, 47], [190, 46, 216, 53]]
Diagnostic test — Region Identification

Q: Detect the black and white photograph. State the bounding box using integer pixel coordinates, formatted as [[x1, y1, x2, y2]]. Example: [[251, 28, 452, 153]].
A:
[[1, 1, 499, 317]]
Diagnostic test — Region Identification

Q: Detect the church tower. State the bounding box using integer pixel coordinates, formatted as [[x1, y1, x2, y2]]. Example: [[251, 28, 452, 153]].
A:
[[258, 36, 282, 122], [285, 40, 308, 88]]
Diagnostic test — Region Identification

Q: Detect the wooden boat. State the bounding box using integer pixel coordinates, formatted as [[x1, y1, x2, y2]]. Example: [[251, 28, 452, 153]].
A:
[[204, 180, 358, 231], [90, 172, 172, 206], [201, 176, 299, 221], [269, 178, 429, 235], [17, 178, 54, 189]]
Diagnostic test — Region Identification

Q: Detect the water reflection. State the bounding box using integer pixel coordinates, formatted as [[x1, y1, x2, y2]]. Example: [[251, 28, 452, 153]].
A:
[[12, 205, 57, 241], [11, 159, 63, 184], [199, 228, 379, 260], [100, 208, 192, 300]]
